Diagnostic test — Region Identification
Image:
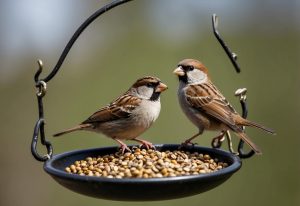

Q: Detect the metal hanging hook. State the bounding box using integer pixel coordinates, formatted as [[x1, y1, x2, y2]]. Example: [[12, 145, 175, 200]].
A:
[[34, 59, 43, 83], [31, 60, 53, 161], [31, 118, 53, 161]]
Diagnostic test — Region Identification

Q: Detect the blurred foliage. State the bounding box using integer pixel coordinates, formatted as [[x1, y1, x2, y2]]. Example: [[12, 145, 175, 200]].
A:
[[0, 0, 299, 206]]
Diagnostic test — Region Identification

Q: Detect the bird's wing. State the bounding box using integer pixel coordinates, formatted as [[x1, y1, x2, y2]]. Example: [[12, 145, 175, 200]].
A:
[[82, 94, 141, 124], [185, 83, 239, 129]]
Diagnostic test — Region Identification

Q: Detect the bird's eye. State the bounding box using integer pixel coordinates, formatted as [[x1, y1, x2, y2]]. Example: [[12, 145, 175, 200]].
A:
[[189, 66, 194, 71], [147, 83, 154, 87]]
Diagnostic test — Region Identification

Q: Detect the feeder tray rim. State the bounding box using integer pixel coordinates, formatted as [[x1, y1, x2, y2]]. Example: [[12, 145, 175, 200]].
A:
[[44, 144, 242, 183]]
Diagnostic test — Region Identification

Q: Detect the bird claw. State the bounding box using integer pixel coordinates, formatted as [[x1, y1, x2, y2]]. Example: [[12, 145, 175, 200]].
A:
[[138, 140, 156, 150], [119, 144, 132, 154]]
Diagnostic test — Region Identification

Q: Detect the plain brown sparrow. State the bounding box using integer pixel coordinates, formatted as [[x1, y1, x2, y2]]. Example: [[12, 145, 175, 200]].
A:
[[54, 76, 168, 153], [173, 59, 275, 154]]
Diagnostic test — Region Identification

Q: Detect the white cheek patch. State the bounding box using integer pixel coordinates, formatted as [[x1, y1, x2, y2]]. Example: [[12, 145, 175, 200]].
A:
[[188, 69, 207, 84], [137, 86, 153, 99]]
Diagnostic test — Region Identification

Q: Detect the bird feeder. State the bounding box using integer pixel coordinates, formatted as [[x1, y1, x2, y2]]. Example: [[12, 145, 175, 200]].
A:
[[31, 0, 255, 201]]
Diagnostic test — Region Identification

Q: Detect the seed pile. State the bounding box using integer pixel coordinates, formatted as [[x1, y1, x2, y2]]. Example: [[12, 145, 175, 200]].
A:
[[65, 148, 228, 178]]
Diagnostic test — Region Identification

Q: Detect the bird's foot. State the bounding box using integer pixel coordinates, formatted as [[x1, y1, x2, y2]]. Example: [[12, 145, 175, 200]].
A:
[[133, 138, 156, 150], [138, 140, 156, 150], [179, 140, 198, 149], [113, 138, 132, 154], [119, 144, 132, 154]]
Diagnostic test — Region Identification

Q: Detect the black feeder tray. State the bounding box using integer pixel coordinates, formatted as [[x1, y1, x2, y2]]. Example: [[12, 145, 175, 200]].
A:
[[44, 145, 241, 201], [31, 0, 255, 201]]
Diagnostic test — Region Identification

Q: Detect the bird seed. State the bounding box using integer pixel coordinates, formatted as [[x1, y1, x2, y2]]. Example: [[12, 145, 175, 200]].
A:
[[65, 147, 228, 178]]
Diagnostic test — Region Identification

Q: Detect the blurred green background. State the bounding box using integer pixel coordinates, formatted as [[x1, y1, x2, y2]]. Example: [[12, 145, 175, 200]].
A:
[[1, 0, 299, 205]]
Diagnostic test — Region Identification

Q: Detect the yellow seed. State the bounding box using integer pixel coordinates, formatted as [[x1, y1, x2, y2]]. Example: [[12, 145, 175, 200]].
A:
[[199, 169, 206, 174], [209, 164, 216, 170], [183, 167, 190, 172], [161, 168, 168, 175], [132, 170, 140, 176], [65, 167, 71, 173]]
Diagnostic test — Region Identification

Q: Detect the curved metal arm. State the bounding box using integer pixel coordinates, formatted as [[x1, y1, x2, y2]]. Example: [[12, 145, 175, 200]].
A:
[[212, 14, 241, 73], [31, 0, 133, 162], [42, 0, 133, 83]]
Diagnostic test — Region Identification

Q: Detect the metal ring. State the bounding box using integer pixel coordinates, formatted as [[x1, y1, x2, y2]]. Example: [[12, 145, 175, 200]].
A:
[[36, 81, 47, 97]]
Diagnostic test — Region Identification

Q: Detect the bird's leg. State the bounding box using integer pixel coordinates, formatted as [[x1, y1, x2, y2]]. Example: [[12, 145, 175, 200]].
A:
[[180, 131, 202, 148], [211, 131, 226, 148], [113, 138, 131, 154], [133, 138, 156, 150]]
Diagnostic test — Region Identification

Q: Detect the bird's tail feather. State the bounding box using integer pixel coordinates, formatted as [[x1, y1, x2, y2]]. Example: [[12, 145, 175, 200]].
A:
[[236, 132, 262, 154], [53, 124, 92, 137], [242, 120, 275, 135]]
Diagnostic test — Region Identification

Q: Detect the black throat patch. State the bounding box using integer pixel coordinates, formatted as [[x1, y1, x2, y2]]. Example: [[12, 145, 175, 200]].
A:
[[150, 92, 160, 101], [179, 75, 188, 83]]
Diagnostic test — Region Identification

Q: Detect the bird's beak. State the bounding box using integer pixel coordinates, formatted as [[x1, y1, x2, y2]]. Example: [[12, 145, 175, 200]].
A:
[[173, 66, 185, 76], [155, 82, 168, 93]]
